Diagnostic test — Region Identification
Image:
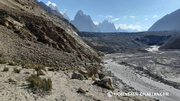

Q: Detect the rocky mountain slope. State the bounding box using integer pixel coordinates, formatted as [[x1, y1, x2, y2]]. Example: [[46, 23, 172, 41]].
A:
[[160, 37, 180, 49], [0, 0, 101, 67], [81, 31, 180, 53], [148, 8, 180, 31], [71, 10, 101, 32]]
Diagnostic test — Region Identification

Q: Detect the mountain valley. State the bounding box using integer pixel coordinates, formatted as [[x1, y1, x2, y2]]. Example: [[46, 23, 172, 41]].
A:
[[1, 0, 180, 101]]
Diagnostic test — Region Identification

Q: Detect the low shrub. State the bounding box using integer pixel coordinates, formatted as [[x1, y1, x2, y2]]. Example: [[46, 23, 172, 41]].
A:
[[8, 78, 16, 82], [3, 67, 9, 72], [8, 62, 17, 66], [86, 66, 98, 77], [0, 59, 6, 64], [13, 68, 21, 73], [48, 67, 55, 72], [8, 78, 17, 84], [35, 64, 46, 72], [22, 63, 36, 69], [26, 74, 52, 92]]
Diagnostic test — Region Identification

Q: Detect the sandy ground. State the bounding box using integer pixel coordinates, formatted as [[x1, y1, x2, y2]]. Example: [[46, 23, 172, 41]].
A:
[[103, 54, 180, 101], [0, 64, 155, 101]]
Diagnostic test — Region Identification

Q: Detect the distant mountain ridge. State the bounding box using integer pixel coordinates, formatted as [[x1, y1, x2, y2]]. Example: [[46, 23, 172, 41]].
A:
[[46, 2, 71, 21], [117, 27, 127, 32], [71, 10, 127, 32], [148, 8, 180, 31], [36, 1, 70, 21], [61, 12, 70, 21], [97, 20, 117, 32], [71, 10, 101, 32], [37, 1, 64, 18]]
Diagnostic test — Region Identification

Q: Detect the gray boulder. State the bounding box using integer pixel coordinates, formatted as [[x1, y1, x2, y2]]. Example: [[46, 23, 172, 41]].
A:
[[94, 76, 114, 90], [72, 72, 84, 80]]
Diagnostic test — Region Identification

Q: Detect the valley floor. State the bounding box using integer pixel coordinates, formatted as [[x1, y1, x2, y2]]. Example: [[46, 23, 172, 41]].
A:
[[103, 50, 180, 101], [0, 64, 155, 101]]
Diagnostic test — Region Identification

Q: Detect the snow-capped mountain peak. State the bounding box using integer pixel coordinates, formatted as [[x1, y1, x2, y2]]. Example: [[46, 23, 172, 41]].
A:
[[46, 1, 70, 21]]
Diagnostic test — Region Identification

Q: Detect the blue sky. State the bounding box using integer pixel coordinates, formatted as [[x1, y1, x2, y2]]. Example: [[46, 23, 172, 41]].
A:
[[39, 0, 180, 31]]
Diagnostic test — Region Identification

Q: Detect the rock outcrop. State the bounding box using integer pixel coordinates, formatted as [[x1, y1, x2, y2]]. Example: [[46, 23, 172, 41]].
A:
[[160, 37, 180, 49]]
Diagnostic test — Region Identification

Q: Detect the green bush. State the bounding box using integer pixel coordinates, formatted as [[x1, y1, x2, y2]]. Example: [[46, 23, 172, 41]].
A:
[[0, 59, 6, 64], [26, 74, 52, 92], [3, 67, 9, 72], [48, 67, 55, 72], [13, 68, 21, 73]]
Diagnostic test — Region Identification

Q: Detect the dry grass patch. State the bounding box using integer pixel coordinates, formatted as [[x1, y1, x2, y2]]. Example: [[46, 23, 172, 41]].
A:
[[8, 62, 17, 66], [22, 62, 36, 69], [3, 67, 9, 72], [48, 67, 55, 72], [26, 74, 52, 92], [34, 64, 46, 72], [0, 59, 6, 64], [13, 68, 21, 73]]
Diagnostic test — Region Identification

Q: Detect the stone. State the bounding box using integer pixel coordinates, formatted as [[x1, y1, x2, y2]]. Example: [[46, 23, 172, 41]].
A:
[[98, 71, 105, 79], [94, 73, 99, 79], [0, 20, 9, 27], [78, 87, 86, 94], [78, 69, 88, 75], [72, 72, 84, 80], [94, 76, 114, 90]]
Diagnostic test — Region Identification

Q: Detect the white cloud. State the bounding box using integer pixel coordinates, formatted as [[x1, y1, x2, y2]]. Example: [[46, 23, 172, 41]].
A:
[[60, 9, 67, 13], [115, 24, 142, 31], [112, 16, 127, 21], [153, 15, 158, 18], [112, 18, 120, 21], [130, 16, 135, 18], [145, 18, 148, 20], [98, 15, 113, 18], [93, 21, 99, 25], [136, 22, 140, 24], [145, 15, 148, 17], [123, 16, 127, 19], [46, 1, 57, 7], [105, 15, 113, 18], [98, 15, 104, 17]]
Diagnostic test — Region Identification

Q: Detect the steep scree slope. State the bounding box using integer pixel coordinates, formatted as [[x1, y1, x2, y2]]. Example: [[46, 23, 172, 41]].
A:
[[0, 0, 101, 67]]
